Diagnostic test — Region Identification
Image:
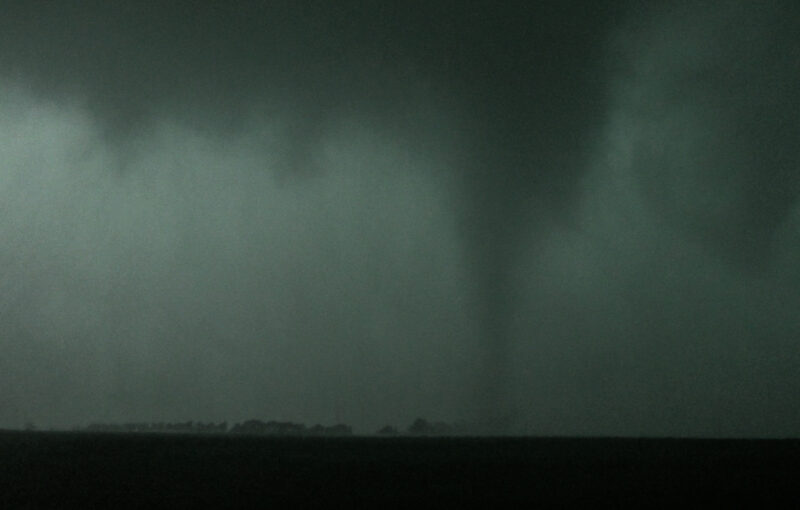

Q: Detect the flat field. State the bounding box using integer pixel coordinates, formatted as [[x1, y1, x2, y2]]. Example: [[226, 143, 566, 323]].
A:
[[1, 432, 798, 506]]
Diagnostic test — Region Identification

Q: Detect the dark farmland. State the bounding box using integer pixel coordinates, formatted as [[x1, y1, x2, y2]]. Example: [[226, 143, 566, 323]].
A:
[[1, 432, 799, 506]]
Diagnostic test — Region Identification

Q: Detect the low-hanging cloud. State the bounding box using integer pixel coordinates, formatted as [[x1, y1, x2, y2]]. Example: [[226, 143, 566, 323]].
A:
[[0, 82, 478, 430]]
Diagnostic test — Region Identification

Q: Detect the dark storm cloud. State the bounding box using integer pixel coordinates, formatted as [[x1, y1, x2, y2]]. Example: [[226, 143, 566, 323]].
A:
[[1, 1, 798, 435], [0, 95, 475, 429], [508, 1, 800, 436], [605, 1, 800, 268]]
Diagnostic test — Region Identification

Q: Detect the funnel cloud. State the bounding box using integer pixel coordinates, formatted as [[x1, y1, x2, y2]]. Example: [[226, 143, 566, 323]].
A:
[[1, 1, 798, 436]]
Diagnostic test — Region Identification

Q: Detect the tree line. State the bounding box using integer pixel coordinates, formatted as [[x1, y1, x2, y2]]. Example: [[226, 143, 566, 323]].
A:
[[76, 417, 460, 436]]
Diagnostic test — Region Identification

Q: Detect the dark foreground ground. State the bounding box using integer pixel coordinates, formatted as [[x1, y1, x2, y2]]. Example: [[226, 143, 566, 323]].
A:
[[1, 432, 799, 507]]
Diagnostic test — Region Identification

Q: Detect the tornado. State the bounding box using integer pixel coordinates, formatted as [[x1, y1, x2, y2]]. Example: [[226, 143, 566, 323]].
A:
[[451, 6, 618, 432], [0, 1, 621, 431]]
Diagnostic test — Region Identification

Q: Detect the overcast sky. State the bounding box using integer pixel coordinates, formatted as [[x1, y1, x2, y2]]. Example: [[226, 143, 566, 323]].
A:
[[1, 1, 798, 436]]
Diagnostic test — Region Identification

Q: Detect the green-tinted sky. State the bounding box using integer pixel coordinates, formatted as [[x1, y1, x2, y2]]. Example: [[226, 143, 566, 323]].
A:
[[0, 1, 798, 435]]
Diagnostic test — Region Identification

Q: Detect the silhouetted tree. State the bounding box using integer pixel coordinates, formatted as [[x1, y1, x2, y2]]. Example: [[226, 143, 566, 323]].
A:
[[377, 425, 398, 435], [407, 418, 453, 436], [408, 418, 431, 435]]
